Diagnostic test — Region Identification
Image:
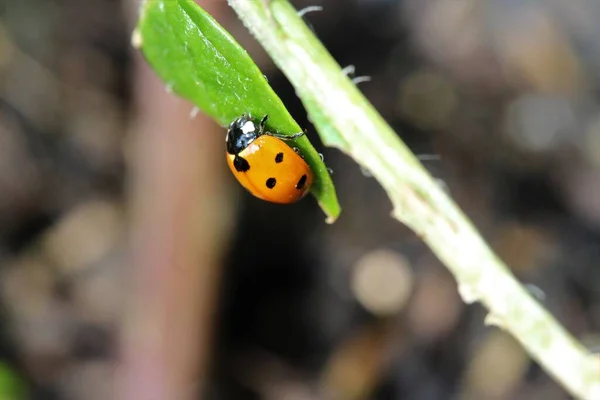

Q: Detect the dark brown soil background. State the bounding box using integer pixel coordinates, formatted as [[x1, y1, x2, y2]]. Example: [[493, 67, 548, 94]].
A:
[[0, 0, 598, 399]]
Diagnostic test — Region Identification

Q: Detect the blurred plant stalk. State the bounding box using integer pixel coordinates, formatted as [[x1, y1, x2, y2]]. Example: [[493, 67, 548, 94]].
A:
[[116, 1, 234, 399]]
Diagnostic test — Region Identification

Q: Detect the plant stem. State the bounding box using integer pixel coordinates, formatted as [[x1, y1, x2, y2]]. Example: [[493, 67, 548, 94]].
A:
[[228, 0, 600, 398]]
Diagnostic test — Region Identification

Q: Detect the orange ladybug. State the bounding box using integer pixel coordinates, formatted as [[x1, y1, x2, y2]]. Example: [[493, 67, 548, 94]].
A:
[[226, 114, 313, 204]]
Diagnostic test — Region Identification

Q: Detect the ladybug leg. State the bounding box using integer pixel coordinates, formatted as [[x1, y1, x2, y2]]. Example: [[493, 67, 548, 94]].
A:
[[292, 147, 308, 161], [268, 128, 306, 141]]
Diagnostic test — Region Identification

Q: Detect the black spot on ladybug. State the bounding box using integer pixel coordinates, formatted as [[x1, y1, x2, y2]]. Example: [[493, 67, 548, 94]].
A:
[[275, 152, 284, 163], [233, 156, 250, 172], [296, 174, 307, 190], [266, 177, 277, 189]]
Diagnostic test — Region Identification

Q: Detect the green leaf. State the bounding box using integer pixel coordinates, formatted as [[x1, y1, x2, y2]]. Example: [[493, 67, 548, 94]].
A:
[[135, 0, 340, 222]]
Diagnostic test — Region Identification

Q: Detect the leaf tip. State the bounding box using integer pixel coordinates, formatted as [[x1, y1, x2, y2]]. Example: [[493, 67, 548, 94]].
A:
[[320, 202, 340, 224]]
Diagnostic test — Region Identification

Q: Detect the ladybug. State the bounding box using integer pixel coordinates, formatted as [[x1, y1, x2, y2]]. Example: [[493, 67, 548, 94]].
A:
[[226, 114, 314, 204]]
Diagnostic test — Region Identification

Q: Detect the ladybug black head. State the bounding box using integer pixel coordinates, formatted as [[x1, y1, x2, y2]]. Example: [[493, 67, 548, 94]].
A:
[[226, 115, 261, 155]]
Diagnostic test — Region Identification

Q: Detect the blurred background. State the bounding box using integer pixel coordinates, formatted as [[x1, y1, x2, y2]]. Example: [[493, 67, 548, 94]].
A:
[[0, 0, 598, 399]]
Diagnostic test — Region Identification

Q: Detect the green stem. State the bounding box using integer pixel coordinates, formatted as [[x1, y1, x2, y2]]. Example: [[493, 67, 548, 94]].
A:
[[228, 0, 600, 398]]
